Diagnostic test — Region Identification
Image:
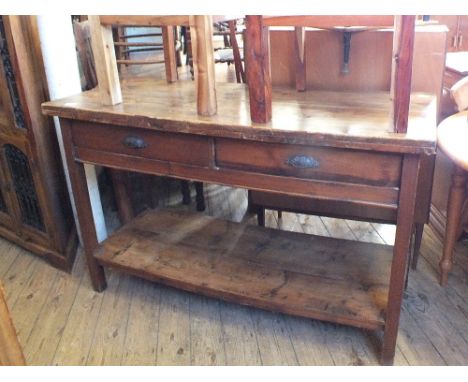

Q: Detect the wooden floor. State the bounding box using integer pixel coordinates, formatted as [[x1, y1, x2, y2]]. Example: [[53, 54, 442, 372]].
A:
[[0, 178, 467, 366]]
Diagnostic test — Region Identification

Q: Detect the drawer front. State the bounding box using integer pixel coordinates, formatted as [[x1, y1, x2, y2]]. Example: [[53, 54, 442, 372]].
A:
[[71, 121, 212, 167], [216, 139, 402, 187]]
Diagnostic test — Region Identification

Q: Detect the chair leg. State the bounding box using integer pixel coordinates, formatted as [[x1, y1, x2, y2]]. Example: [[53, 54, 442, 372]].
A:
[[195, 182, 205, 211], [440, 166, 467, 286], [181, 180, 191, 205], [110, 169, 134, 225], [411, 223, 424, 270], [257, 207, 265, 227]]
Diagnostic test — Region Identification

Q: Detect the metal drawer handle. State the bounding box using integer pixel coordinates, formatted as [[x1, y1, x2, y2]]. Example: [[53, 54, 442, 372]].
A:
[[123, 135, 148, 149], [286, 155, 319, 169]]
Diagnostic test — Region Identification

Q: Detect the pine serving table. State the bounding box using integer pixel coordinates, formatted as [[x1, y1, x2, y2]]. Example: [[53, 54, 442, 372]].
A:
[[42, 77, 436, 365], [42, 15, 437, 365]]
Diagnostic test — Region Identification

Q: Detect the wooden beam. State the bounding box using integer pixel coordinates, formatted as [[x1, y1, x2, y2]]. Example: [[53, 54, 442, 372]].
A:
[[245, 16, 272, 123], [100, 15, 191, 27], [294, 26, 306, 92], [116, 59, 165, 65], [114, 41, 163, 47], [88, 15, 122, 105], [99, 15, 240, 27], [162, 26, 178, 83], [263, 15, 395, 28], [189, 15, 217, 116], [391, 15, 416, 134]]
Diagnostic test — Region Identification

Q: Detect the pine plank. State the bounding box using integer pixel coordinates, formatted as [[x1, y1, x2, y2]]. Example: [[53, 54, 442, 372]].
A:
[[95, 209, 395, 330], [25, 252, 86, 365], [345, 219, 386, 244], [156, 286, 191, 365], [86, 271, 134, 365], [120, 278, 161, 365], [372, 223, 397, 245], [298, 214, 329, 237], [52, 252, 109, 365], [1, 248, 37, 305], [284, 316, 335, 365], [403, 281, 468, 365], [189, 295, 226, 365], [251, 310, 298, 366], [394, 305, 447, 365], [421, 228, 468, 309], [219, 302, 262, 366], [320, 216, 356, 240], [323, 323, 379, 366], [276, 211, 303, 233], [9, 260, 59, 348], [0, 239, 20, 278]]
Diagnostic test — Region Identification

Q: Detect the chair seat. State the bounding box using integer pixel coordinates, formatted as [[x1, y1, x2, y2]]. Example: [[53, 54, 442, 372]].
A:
[[437, 111, 468, 170]]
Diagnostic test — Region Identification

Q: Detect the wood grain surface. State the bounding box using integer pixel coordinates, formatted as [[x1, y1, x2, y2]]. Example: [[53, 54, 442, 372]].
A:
[[94, 208, 393, 330], [42, 78, 437, 154]]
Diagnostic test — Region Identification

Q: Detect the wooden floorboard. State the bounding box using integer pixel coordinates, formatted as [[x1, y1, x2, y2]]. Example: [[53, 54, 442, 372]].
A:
[[0, 179, 467, 365]]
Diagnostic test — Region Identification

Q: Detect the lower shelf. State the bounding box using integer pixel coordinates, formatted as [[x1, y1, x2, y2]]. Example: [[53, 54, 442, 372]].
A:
[[94, 208, 394, 330]]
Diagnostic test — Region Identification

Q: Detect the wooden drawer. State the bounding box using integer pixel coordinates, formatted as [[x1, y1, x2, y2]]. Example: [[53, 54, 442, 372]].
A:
[[71, 121, 212, 167], [215, 139, 402, 187]]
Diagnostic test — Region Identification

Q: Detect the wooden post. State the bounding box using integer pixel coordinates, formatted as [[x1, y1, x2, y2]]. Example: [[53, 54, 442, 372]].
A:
[[294, 26, 306, 92], [228, 20, 245, 83], [110, 170, 135, 225], [381, 154, 420, 365], [391, 15, 415, 134], [162, 25, 178, 83], [245, 15, 272, 123], [88, 15, 122, 106], [0, 283, 26, 366], [60, 119, 107, 291], [439, 166, 467, 286], [188, 15, 217, 116]]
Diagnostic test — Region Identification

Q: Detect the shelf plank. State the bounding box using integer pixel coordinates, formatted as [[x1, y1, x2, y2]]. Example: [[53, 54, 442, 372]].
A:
[[94, 208, 393, 330]]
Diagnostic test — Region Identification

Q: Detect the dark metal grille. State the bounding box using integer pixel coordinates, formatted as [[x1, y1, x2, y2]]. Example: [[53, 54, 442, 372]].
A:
[[0, 16, 26, 129], [4, 144, 44, 231]]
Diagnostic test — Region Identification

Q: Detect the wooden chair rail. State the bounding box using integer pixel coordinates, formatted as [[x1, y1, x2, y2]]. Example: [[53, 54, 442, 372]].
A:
[[262, 15, 396, 28]]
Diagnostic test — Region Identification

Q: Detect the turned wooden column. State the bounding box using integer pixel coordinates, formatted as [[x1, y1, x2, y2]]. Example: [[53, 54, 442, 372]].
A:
[[439, 166, 467, 286], [436, 111, 468, 286]]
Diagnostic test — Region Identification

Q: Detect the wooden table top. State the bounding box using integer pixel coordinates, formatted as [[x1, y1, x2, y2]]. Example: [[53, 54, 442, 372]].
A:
[[437, 111, 468, 169], [446, 52, 468, 76], [42, 77, 437, 154]]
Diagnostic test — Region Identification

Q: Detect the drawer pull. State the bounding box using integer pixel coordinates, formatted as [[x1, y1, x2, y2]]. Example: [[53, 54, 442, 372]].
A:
[[123, 136, 148, 149], [286, 155, 319, 169]]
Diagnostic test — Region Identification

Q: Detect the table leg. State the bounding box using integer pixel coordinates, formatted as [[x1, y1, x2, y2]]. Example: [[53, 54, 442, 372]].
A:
[[194, 181, 205, 211], [257, 207, 265, 227], [60, 119, 107, 292], [181, 180, 191, 205], [410, 222, 424, 270], [439, 166, 467, 286], [110, 169, 134, 224], [381, 154, 420, 365]]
